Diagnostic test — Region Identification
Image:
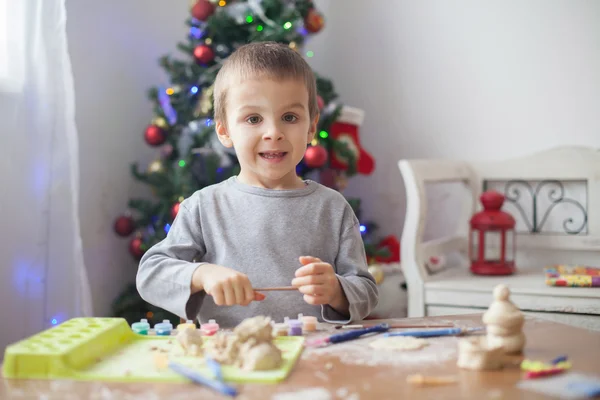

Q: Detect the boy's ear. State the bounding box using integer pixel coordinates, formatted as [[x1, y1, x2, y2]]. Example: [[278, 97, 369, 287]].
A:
[[216, 120, 233, 148], [306, 113, 320, 144]]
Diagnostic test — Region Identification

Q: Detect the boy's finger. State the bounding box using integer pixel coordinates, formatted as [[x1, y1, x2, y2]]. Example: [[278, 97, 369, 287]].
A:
[[223, 284, 235, 306], [232, 281, 245, 306], [297, 284, 325, 296], [295, 262, 329, 277], [303, 294, 325, 306], [211, 289, 225, 306], [254, 291, 266, 301], [243, 284, 255, 305], [299, 256, 322, 265], [291, 275, 325, 287]]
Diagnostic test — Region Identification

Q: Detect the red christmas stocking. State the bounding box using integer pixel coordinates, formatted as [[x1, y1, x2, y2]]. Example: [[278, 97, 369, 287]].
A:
[[329, 106, 375, 175]]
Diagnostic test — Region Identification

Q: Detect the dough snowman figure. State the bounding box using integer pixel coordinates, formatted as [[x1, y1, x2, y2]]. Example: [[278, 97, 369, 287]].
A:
[[482, 284, 525, 354]]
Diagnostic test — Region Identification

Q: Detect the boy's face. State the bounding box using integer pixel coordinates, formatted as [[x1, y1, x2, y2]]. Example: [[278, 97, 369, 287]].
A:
[[216, 78, 318, 189]]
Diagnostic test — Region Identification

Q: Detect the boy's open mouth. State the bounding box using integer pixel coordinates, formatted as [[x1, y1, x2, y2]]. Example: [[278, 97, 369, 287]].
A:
[[259, 152, 287, 160]]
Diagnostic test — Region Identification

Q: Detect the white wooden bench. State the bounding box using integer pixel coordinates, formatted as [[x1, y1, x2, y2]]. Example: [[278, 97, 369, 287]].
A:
[[398, 146, 600, 331]]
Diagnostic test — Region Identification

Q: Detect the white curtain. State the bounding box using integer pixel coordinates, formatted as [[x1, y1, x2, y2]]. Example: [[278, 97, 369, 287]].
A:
[[0, 0, 93, 355]]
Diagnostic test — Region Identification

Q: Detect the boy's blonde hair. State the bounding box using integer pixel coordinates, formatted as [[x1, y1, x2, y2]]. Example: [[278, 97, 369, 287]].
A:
[[213, 42, 318, 123]]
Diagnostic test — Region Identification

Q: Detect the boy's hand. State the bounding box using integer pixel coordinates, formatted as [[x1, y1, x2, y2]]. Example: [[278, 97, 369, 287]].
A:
[[291, 256, 349, 312], [192, 264, 265, 306]]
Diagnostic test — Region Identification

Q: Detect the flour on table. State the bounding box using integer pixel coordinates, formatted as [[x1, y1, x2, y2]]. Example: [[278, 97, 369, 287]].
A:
[[272, 388, 332, 400], [368, 336, 429, 351], [302, 335, 457, 367]]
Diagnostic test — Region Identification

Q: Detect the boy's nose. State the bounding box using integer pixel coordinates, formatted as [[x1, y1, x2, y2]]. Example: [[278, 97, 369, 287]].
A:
[[262, 125, 284, 141]]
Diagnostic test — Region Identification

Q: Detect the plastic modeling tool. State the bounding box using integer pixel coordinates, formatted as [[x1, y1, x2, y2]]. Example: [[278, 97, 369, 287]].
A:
[[306, 323, 390, 347], [253, 286, 297, 291], [384, 327, 484, 338], [168, 361, 237, 397], [205, 356, 224, 382], [335, 323, 454, 330]]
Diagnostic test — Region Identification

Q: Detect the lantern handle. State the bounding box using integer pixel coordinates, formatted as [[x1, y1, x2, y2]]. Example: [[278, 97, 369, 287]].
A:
[[480, 191, 505, 211]]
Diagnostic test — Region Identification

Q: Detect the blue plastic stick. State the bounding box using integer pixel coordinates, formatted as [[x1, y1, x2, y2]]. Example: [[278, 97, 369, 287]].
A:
[[328, 323, 390, 344], [550, 355, 568, 365], [168, 361, 237, 397], [205, 356, 224, 382], [384, 327, 483, 338]]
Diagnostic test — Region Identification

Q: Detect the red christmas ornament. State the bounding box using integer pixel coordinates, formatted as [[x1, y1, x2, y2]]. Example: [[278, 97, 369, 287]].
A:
[[329, 106, 375, 175], [171, 202, 181, 219], [469, 191, 516, 276], [304, 8, 325, 33], [129, 237, 145, 260], [114, 216, 135, 237], [144, 125, 167, 147], [317, 95, 325, 111], [375, 235, 401, 263], [191, 0, 215, 21], [193, 45, 215, 65], [304, 145, 328, 168]]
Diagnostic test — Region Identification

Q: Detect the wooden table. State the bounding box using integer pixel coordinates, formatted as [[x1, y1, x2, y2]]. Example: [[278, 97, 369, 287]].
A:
[[2, 314, 599, 399]]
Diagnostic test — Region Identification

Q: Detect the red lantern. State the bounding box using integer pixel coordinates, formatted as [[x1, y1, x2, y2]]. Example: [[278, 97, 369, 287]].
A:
[[469, 191, 516, 275]]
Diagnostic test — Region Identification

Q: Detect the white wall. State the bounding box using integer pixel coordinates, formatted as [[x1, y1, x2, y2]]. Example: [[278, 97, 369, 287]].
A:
[[67, 1, 600, 316], [308, 0, 600, 242], [66, 0, 190, 316]]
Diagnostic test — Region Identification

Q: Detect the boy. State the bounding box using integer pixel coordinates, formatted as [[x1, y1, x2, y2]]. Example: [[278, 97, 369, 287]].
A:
[[137, 42, 378, 327]]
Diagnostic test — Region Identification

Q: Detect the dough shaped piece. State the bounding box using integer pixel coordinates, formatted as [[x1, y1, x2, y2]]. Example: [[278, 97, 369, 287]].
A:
[[234, 315, 273, 343], [369, 336, 429, 350], [482, 284, 525, 354], [237, 342, 283, 371], [206, 316, 283, 371], [206, 332, 240, 364], [457, 336, 505, 370], [177, 328, 204, 357]]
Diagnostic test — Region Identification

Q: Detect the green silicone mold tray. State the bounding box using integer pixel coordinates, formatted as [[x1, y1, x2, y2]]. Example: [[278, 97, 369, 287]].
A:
[[2, 317, 305, 384]]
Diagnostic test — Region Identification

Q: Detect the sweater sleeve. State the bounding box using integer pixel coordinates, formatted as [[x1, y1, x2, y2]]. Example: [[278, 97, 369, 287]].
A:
[[321, 206, 379, 324], [136, 196, 206, 320]]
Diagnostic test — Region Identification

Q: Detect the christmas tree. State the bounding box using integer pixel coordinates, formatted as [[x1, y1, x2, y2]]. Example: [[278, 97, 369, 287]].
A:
[[112, 0, 399, 326]]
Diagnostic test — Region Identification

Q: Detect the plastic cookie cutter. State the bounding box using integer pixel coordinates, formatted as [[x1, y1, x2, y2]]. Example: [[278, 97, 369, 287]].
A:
[[521, 355, 572, 379]]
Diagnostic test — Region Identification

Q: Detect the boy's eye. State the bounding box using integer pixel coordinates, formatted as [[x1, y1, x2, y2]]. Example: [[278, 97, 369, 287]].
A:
[[246, 116, 262, 124], [283, 114, 298, 123]]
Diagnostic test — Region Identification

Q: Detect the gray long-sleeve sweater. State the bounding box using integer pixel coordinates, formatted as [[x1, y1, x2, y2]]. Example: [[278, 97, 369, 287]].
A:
[[136, 176, 378, 327]]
